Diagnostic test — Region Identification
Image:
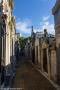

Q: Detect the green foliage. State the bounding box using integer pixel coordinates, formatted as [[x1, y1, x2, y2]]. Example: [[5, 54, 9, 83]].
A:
[[19, 37, 26, 49], [19, 36, 32, 49]]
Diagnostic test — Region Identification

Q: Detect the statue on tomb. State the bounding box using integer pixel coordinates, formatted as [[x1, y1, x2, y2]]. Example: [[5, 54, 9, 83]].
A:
[[44, 29, 49, 44]]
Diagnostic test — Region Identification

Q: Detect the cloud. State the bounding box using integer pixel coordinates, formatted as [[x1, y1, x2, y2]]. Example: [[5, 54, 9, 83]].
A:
[[41, 16, 55, 34], [36, 15, 55, 34], [16, 16, 55, 37], [42, 15, 50, 21], [16, 19, 32, 36], [33, 22, 55, 35], [41, 21, 55, 34]]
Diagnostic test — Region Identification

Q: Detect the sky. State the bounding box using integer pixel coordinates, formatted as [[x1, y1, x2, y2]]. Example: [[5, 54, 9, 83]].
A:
[[14, 0, 56, 37]]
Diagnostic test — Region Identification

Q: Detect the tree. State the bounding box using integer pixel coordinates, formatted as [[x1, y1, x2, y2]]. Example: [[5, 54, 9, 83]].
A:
[[19, 37, 25, 49], [19, 36, 32, 49]]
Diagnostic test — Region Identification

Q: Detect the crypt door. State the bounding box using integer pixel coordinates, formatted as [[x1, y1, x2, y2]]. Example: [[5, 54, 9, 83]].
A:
[[43, 49, 48, 73], [36, 46, 38, 64]]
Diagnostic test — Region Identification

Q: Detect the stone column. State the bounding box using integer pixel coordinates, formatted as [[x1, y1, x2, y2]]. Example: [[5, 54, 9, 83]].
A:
[[35, 46, 36, 64], [47, 48, 50, 79], [41, 49, 43, 72], [52, 0, 60, 84], [38, 46, 40, 66]]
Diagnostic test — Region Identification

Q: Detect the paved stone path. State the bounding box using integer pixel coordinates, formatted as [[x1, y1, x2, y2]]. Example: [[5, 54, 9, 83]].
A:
[[12, 57, 57, 90]]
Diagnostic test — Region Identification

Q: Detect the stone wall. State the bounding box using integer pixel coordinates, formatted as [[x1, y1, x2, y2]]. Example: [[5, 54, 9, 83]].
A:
[[50, 49, 57, 81]]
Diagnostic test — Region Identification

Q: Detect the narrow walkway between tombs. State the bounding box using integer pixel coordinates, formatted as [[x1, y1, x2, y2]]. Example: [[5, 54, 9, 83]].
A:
[[12, 56, 57, 90]]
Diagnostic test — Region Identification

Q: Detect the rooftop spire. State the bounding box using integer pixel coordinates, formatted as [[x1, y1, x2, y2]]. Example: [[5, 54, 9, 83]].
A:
[[32, 26, 34, 33]]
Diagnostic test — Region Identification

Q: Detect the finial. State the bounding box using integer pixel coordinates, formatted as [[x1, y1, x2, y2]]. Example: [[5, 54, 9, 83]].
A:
[[32, 26, 34, 33]]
